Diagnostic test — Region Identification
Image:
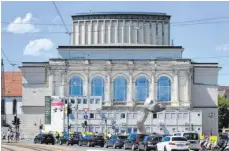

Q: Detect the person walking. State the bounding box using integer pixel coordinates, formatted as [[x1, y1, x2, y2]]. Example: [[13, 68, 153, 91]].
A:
[[7, 130, 10, 143]]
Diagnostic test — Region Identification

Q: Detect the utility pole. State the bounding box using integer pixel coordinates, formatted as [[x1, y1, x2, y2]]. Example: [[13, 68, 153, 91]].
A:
[[1, 59, 6, 125]]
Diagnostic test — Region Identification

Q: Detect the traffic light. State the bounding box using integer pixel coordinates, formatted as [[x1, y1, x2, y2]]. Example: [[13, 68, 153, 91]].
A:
[[68, 124, 71, 129], [12, 116, 16, 125], [67, 107, 72, 115], [39, 124, 43, 130], [16, 118, 21, 125]]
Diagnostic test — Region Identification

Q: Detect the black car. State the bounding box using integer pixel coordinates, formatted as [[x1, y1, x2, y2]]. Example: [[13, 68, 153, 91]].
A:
[[124, 133, 149, 150], [39, 134, 55, 145], [78, 135, 105, 147], [138, 135, 163, 151], [67, 134, 79, 145], [34, 134, 43, 144], [104, 135, 128, 149]]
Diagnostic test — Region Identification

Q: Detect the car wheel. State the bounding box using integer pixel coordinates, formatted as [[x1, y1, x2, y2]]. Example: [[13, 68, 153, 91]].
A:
[[113, 143, 116, 149], [79, 141, 82, 146], [132, 144, 135, 151], [71, 143, 73, 146], [52, 142, 54, 145], [138, 145, 141, 151], [164, 146, 167, 151], [124, 144, 127, 150], [104, 143, 108, 148], [59, 140, 62, 145], [144, 145, 147, 151]]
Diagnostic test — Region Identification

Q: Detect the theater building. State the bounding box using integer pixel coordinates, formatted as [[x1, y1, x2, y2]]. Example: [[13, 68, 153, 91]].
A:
[[19, 12, 220, 138]]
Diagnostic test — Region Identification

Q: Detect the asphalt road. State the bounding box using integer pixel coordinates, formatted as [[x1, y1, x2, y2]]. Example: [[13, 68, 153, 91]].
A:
[[1, 141, 128, 151]]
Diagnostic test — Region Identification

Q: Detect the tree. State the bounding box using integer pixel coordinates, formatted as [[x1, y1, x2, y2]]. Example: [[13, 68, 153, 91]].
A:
[[218, 96, 229, 129]]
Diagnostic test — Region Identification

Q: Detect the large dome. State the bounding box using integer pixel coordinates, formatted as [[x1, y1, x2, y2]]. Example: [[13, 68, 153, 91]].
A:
[[71, 12, 171, 46]]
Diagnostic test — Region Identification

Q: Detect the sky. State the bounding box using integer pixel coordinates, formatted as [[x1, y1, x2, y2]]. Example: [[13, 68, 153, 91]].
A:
[[1, 1, 229, 86]]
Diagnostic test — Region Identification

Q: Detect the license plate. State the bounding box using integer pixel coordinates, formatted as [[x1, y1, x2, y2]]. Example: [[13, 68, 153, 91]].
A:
[[177, 144, 184, 147]]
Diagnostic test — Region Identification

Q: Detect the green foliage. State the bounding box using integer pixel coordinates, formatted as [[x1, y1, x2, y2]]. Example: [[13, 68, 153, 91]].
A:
[[218, 96, 229, 129]]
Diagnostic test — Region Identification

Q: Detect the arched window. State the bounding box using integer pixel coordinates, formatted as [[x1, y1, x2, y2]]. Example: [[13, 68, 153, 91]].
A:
[[135, 76, 149, 101], [157, 76, 171, 101], [69, 76, 83, 96], [113, 76, 127, 101], [91, 76, 105, 101]]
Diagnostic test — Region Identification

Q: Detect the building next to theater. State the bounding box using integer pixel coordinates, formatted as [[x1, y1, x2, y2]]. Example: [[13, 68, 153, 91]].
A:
[[19, 12, 220, 138], [1, 71, 23, 129]]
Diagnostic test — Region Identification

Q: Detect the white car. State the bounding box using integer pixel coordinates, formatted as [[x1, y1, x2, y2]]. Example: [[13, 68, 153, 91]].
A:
[[156, 136, 190, 151]]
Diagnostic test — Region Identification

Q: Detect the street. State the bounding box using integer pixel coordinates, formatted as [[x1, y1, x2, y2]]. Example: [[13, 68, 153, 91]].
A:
[[1, 141, 128, 151]]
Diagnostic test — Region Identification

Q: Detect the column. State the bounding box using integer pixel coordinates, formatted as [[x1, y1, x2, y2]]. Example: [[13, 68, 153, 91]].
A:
[[101, 20, 105, 44], [185, 71, 191, 107], [84, 69, 89, 96], [122, 20, 125, 43], [49, 70, 54, 96], [105, 71, 111, 106], [129, 20, 132, 44], [75, 21, 79, 45], [60, 71, 66, 97], [82, 21, 85, 45], [115, 20, 118, 44], [108, 20, 111, 43], [88, 21, 92, 45], [127, 71, 134, 106], [151, 73, 155, 101], [173, 71, 179, 106]]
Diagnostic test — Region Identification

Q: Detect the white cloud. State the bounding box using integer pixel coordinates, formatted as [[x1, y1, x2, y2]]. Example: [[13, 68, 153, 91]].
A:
[[216, 44, 229, 52], [24, 39, 54, 56], [52, 16, 61, 23], [7, 13, 39, 34]]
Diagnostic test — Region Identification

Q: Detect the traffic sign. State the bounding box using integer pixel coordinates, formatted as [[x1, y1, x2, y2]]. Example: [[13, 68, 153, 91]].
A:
[[112, 120, 116, 125], [112, 126, 115, 130], [84, 115, 88, 120], [83, 108, 89, 113]]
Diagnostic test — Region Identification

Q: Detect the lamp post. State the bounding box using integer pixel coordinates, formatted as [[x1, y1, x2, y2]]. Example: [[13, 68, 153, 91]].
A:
[[208, 112, 215, 136]]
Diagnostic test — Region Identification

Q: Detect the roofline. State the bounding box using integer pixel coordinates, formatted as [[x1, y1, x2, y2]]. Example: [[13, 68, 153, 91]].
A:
[[57, 45, 183, 49], [191, 62, 218, 65], [21, 62, 49, 64], [71, 12, 170, 18], [49, 58, 192, 62]]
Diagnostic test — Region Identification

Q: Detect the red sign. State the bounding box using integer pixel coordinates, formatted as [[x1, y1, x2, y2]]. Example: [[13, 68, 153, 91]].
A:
[[83, 108, 89, 113], [51, 102, 64, 106]]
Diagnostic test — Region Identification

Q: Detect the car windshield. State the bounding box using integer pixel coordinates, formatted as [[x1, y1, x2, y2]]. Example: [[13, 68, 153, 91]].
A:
[[128, 134, 136, 140], [118, 136, 128, 139], [172, 137, 187, 141], [183, 133, 199, 140], [95, 135, 103, 139]]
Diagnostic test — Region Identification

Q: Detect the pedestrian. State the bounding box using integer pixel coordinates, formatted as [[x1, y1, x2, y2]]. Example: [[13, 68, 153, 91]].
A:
[[7, 130, 10, 143]]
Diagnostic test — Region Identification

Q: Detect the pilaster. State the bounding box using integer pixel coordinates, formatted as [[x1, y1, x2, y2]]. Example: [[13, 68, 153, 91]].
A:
[[173, 70, 179, 107], [104, 70, 112, 106]]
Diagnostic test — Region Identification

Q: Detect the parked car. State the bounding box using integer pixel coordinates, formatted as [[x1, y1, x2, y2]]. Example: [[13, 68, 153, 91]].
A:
[[156, 136, 190, 151], [124, 133, 149, 150], [138, 134, 163, 151], [39, 134, 55, 145], [173, 131, 200, 151], [59, 133, 69, 145], [66, 134, 79, 145], [78, 135, 105, 147], [34, 133, 44, 144], [104, 135, 128, 149]]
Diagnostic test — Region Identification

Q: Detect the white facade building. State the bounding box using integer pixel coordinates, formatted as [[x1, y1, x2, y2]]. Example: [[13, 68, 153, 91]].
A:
[[19, 12, 220, 138]]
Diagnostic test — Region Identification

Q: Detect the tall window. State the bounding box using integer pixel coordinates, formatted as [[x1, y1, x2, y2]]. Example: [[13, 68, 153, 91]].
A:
[[157, 76, 171, 101], [13, 99, 17, 115], [69, 76, 83, 96], [135, 76, 149, 101], [1, 99, 5, 115], [113, 76, 127, 101], [91, 76, 105, 101]]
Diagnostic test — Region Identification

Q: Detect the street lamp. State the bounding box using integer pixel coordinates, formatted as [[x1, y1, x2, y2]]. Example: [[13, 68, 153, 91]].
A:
[[208, 112, 215, 136]]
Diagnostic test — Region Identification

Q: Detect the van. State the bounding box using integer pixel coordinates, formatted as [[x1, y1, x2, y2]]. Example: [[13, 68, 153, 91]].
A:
[[173, 131, 200, 151]]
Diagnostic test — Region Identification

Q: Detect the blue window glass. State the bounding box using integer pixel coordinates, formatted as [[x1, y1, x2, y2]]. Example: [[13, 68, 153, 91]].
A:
[[135, 76, 149, 101], [69, 76, 83, 96], [127, 128, 132, 133], [91, 76, 105, 101], [133, 128, 138, 133], [113, 76, 127, 101], [115, 128, 119, 133], [157, 76, 171, 101]]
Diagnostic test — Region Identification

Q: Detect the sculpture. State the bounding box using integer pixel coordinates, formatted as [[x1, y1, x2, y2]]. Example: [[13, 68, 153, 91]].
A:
[[137, 98, 167, 134]]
